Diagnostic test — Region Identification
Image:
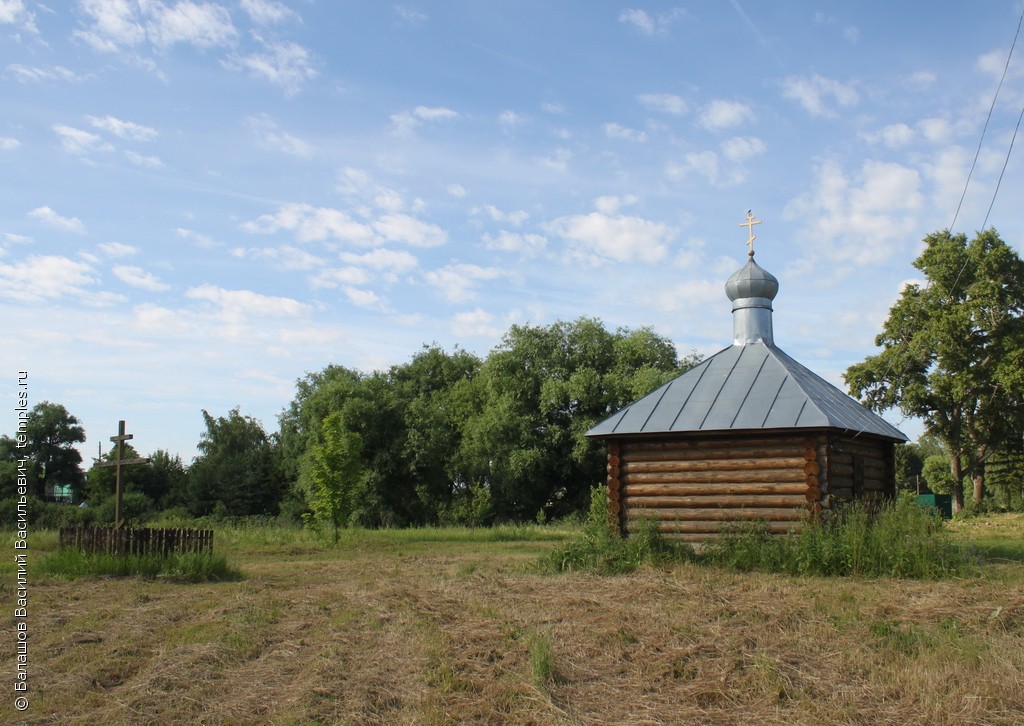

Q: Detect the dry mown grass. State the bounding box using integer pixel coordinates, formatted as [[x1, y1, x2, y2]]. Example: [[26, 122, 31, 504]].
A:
[[3, 518, 1024, 725]]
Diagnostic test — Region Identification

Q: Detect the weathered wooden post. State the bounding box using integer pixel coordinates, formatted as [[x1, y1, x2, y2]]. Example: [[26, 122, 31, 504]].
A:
[[96, 421, 150, 529]]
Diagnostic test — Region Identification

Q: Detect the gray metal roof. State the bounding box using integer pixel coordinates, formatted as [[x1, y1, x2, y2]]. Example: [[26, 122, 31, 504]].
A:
[[587, 341, 908, 442]]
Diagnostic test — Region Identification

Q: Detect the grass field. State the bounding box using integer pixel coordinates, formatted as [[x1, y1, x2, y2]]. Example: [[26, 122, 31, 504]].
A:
[[2, 515, 1023, 724]]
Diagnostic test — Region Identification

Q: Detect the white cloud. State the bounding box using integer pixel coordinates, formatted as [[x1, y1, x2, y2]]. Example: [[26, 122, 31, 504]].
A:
[[246, 113, 312, 157], [186, 284, 310, 318], [74, 0, 236, 52], [784, 159, 923, 265], [226, 40, 317, 96], [697, 100, 755, 131], [538, 147, 571, 172], [451, 308, 500, 338], [604, 122, 648, 142], [73, 0, 146, 51], [28, 206, 87, 234], [0, 0, 36, 32], [447, 183, 468, 198], [52, 124, 114, 156], [619, 8, 686, 36], [338, 248, 419, 273], [906, 71, 936, 89], [373, 213, 447, 247], [541, 102, 565, 114], [342, 286, 386, 309], [666, 150, 719, 184], [98, 242, 138, 257], [424, 263, 504, 302], [482, 230, 547, 256], [638, 93, 687, 115], [484, 204, 529, 226], [863, 123, 915, 149], [918, 117, 953, 144], [543, 212, 673, 265], [3, 233, 33, 244], [243, 203, 375, 245], [975, 48, 1021, 79], [233, 244, 325, 271], [780, 74, 859, 117], [395, 6, 428, 24], [336, 167, 410, 213], [499, 110, 526, 127], [113, 265, 171, 291], [720, 136, 766, 162], [0, 137, 19, 151], [88, 115, 158, 141], [389, 105, 458, 137], [309, 267, 371, 289], [0, 255, 96, 302], [593, 195, 637, 214], [240, 0, 297, 25], [176, 227, 220, 248], [7, 64, 88, 83], [146, 1, 237, 48], [125, 150, 165, 168]]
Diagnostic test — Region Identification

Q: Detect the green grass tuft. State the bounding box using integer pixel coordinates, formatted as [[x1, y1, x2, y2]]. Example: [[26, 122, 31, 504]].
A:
[[39, 548, 243, 582], [702, 494, 980, 579], [541, 485, 693, 574]]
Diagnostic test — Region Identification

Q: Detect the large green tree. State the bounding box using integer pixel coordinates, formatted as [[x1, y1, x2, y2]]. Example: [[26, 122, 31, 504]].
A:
[[187, 408, 285, 516], [846, 229, 1024, 512], [19, 402, 86, 500], [454, 317, 694, 520]]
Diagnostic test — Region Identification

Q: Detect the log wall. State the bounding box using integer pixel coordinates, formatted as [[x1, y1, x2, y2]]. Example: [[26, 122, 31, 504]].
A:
[[607, 432, 895, 543]]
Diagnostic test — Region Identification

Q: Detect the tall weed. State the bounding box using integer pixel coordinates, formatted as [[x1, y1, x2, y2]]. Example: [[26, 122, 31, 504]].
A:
[[541, 485, 692, 574], [703, 494, 978, 579]]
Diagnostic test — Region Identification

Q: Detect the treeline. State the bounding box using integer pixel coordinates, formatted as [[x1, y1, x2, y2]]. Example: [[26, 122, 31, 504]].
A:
[[2, 318, 700, 527]]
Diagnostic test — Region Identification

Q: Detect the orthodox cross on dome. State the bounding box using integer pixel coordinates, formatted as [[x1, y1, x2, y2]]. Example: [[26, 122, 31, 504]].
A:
[[740, 210, 762, 257]]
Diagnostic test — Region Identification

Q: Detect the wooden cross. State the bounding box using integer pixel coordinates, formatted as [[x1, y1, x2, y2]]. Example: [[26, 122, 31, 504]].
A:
[[95, 420, 150, 529], [740, 210, 762, 256]]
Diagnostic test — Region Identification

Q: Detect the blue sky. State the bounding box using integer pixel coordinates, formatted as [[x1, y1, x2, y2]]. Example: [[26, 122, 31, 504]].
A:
[[3, 1, 1024, 462]]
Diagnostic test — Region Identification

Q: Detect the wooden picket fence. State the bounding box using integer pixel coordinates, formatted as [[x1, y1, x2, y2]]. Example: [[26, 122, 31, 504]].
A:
[[59, 526, 214, 557]]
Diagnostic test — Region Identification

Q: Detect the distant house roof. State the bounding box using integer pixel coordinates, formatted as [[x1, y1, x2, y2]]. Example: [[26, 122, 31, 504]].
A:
[[587, 340, 907, 442]]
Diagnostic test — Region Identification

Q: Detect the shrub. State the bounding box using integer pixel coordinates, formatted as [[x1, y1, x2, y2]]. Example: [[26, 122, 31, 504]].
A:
[[541, 485, 692, 574]]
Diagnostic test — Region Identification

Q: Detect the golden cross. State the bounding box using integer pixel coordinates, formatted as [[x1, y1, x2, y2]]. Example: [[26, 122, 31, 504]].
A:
[[740, 210, 762, 256]]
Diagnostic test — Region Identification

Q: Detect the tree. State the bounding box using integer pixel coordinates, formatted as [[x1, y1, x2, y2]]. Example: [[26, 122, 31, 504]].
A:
[[299, 412, 365, 541], [187, 408, 285, 516], [20, 402, 86, 500], [846, 229, 1024, 512], [454, 318, 693, 520]]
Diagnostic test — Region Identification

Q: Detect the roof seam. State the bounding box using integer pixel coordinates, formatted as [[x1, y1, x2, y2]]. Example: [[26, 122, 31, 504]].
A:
[[698, 345, 744, 430]]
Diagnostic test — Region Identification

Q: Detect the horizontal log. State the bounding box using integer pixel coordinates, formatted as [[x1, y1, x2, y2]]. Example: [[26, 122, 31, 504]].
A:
[[621, 446, 808, 464], [623, 470, 806, 484], [607, 478, 621, 491], [608, 488, 621, 502], [806, 474, 819, 487], [861, 479, 888, 492], [624, 494, 809, 508], [830, 476, 854, 489], [607, 454, 620, 468], [834, 439, 890, 457], [622, 457, 807, 474], [608, 500, 621, 515], [623, 436, 808, 453], [627, 507, 807, 522], [628, 520, 801, 534], [831, 487, 853, 501], [623, 482, 808, 496], [805, 486, 821, 502], [804, 461, 820, 475]]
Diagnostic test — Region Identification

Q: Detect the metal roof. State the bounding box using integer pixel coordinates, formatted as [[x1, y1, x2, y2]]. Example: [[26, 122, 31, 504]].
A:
[[587, 340, 908, 442]]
